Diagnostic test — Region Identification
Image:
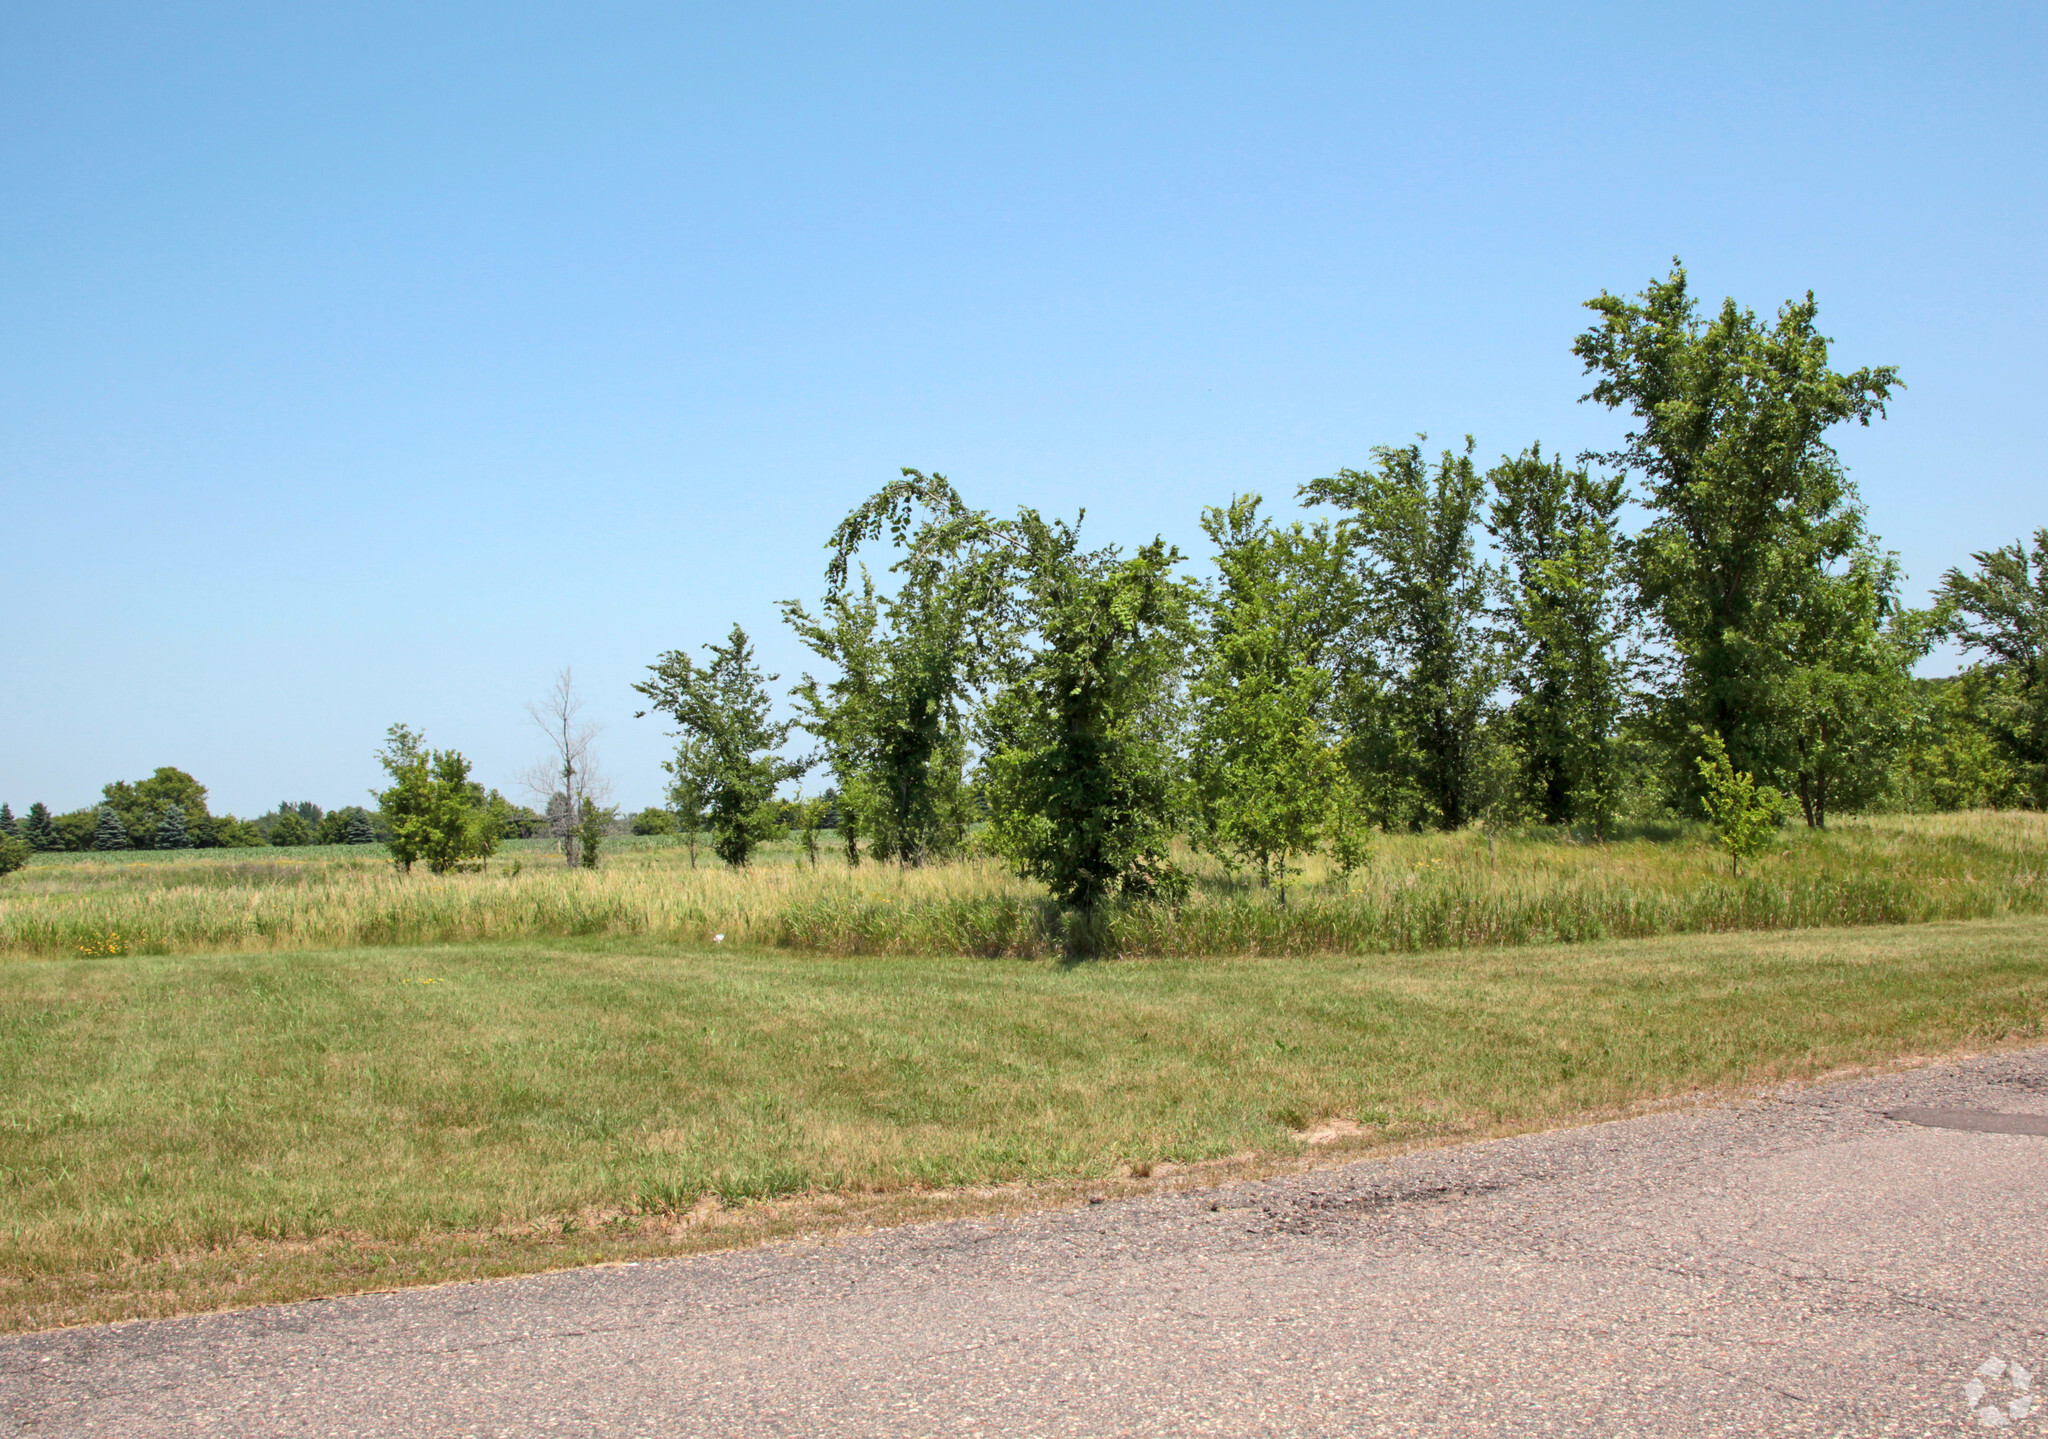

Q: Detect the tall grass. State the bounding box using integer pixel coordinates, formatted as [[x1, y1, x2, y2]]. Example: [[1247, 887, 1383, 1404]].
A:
[[3, 812, 2044, 960]]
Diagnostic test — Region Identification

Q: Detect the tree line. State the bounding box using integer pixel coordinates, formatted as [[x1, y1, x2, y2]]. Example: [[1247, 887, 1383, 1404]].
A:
[[636, 264, 2046, 909]]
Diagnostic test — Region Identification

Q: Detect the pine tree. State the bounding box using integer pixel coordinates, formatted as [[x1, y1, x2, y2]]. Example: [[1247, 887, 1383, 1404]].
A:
[[93, 806, 131, 851], [23, 803, 58, 851], [344, 811, 377, 844], [0, 804, 15, 837], [155, 803, 193, 850]]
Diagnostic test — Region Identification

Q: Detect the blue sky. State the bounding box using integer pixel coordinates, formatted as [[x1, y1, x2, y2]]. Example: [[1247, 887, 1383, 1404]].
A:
[[5, 2, 2042, 817]]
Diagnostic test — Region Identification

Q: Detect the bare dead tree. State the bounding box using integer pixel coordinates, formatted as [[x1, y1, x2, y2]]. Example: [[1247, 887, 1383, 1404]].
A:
[[524, 667, 613, 867]]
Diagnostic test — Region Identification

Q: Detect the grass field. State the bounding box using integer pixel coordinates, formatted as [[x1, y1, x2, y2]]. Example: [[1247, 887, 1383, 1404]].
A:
[[2, 914, 2044, 1331], [5, 810, 2047, 960]]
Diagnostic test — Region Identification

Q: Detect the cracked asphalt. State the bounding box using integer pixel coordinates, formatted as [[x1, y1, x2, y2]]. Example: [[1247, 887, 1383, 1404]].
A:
[[6, 1046, 2047, 1436]]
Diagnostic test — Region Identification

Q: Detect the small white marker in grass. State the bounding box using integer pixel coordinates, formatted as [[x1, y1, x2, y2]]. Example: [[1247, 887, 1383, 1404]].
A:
[[714, 933, 725, 943]]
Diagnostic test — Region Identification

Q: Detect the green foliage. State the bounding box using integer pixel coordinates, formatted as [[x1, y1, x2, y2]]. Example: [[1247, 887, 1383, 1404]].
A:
[[269, 812, 312, 846], [630, 806, 676, 836], [211, 817, 267, 848], [1303, 439, 1506, 830], [51, 810, 95, 852], [343, 810, 379, 845], [0, 805, 15, 838], [316, 805, 382, 844], [1940, 528, 2048, 804], [375, 723, 498, 874], [0, 836, 28, 878], [635, 626, 804, 868], [1576, 262, 1900, 800], [1694, 730, 1788, 875], [1895, 674, 2020, 812], [20, 804, 56, 851], [92, 806, 130, 852], [99, 768, 212, 850], [785, 470, 1000, 867], [576, 798, 615, 870], [1486, 445, 1633, 833], [154, 804, 193, 850], [979, 513, 1195, 913], [1188, 495, 1350, 901]]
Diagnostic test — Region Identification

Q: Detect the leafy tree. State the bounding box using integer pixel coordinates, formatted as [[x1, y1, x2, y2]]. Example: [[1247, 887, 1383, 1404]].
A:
[[316, 805, 380, 844], [212, 816, 267, 848], [21, 803, 57, 852], [1694, 730, 1787, 875], [1775, 545, 1932, 826], [101, 768, 212, 850], [53, 810, 96, 852], [1303, 439, 1506, 830], [576, 797, 615, 869], [0, 804, 16, 838], [1575, 262, 1900, 796], [270, 811, 312, 846], [1486, 445, 1633, 832], [93, 806, 131, 851], [785, 471, 1002, 867], [1939, 528, 2048, 804], [659, 734, 715, 869], [1188, 495, 1352, 901], [635, 626, 804, 868], [376, 724, 499, 874], [1895, 673, 2021, 811], [979, 514, 1195, 913], [155, 803, 193, 850], [631, 806, 677, 835], [0, 835, 28, 878]]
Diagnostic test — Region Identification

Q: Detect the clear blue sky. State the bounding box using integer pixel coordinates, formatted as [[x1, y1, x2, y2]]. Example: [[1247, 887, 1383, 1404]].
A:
[[5, 2, 2042, 817]]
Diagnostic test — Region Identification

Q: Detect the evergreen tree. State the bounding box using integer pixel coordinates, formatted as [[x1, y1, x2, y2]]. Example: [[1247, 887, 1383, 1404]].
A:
[[0, 804, 15, 837], [343, 810, 378, 844], [155, 803, 193, 849], [93, 806, 131, 851], [22, 803, 58, 852]]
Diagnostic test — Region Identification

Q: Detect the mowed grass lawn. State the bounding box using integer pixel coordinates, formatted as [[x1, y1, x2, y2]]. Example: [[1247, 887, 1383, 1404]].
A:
[[4, 915, 2046, 1331]]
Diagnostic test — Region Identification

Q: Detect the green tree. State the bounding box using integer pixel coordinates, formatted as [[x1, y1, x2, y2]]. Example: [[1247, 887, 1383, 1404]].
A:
[[0, 804, 16, 838], [0, 835, 28, 878], [1894, 673, 2021, 811], [155, 803, 193, 850], [374, 724, 495, 873], [1694, 730, 1788, 875], [53, 810, 96, 852], [21, 803, 58, 852], [101, 767, 212, 850], [343, 810, 379, 845], [93, 806, 130, 851], [1575, 262, 1900, 796], [979, 514, 1195, 913], [1486, 445, 1633, 832], [660, 734, 715, 869], [785, 471, 1002, 867], [575, 796, 615, 869], [1776, 546, 1933, 826], [631, 806, 677, 835], [1188, 495, 1352, 901], [1939, 528, 2048, 805], [1303, 439, 1506, 830], [269, 811, 312, 846], [634, 626, 804, 868]]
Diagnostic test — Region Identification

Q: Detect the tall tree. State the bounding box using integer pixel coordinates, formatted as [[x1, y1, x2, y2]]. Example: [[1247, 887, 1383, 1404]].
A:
[[1939, 528, 2048, 804], [1188, 495, 1353, 900], [1574, 262, 1900, 794], [100, 768, 212, 851], [979, 515, 1195, 913], [1485, 445, 1632, 832], [784, 470, 1004, 867], [0, 804, 16, 838], [635, 625, 804, 868], [1303, 439, 1506, 830]]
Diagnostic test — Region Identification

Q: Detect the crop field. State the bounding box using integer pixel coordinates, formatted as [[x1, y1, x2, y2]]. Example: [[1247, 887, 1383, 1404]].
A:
[[5, 810, 2047, 962], [1, 811, 2044, 1332]]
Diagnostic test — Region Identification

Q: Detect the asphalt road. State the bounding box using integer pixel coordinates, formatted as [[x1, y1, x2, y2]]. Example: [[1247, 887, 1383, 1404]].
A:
[[7, 1047, 2048, 1437]]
